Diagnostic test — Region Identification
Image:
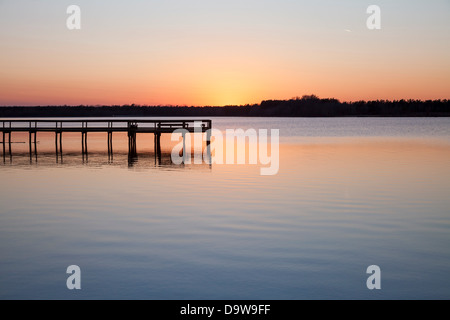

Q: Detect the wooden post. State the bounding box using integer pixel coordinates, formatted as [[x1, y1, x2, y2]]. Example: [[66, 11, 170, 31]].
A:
[[206, 129, 211, 165], [156, 133, 161, 164], [8, 132, 11, 155], [84, 132, 88, 162], [55, 133, 58, 163], [107, 132, 110, 156], [29, 131, 32, 159], [206, 128, 211, 146], [55, 132, 58, 153], [128, 128, 137, 166], [33, 132, 37, 160], [154, 133, 157, 164], [128, 124, 137, 157], [107, 131, 113, 161], [110, 132, 113, 158], [157, 133, 161, 154], [182, 131, 186, 164], [81, 131, 88, 155], [59, 132, 63, 154], [3, 131, 5, 157], [81, 132, 85, 163]]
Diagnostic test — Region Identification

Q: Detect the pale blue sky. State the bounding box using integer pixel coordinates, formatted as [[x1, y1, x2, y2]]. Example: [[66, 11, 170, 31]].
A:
[[1, 0, 449, 105]]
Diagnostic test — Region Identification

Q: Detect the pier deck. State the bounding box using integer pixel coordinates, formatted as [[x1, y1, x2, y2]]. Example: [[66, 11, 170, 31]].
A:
[[0, 119, 212, 161], [0, 119, 212, 133]]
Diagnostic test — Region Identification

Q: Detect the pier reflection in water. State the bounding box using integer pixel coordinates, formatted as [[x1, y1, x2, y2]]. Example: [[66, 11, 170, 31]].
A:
[[0, 131, 212, 169]]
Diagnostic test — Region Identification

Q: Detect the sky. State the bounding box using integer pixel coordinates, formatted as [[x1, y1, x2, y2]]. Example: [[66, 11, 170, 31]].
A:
[[0, 0, 449, 106]]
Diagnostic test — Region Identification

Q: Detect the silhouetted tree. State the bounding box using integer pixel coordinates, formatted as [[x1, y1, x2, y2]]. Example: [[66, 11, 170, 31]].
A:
[[0, 96, 449, 117]]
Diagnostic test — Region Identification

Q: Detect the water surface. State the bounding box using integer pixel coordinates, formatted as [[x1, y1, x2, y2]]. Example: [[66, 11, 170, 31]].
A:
[[1, 117, 449, 299]]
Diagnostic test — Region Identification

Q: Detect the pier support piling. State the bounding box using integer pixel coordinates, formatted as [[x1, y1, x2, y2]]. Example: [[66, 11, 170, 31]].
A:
[[182, 131, 186, 164], [128, 125, 137, 157], [206, 130, 212, 166], [8, 132, 11, 155], [55, 131, 63, 162], [107, 131, 113, 161], [29, 132, 32, 160], [28, 131, 37, 162], [154, 132, 161, 164], [81, 131, 88, 163], [2, 131, 5, 157]]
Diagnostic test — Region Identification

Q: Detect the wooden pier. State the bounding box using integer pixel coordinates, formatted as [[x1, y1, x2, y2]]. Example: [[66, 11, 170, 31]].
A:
[[0, 119, 212, 163]]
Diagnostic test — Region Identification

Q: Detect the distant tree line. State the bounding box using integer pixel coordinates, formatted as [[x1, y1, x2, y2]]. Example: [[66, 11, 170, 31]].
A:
[[1, 95, 449, 117]]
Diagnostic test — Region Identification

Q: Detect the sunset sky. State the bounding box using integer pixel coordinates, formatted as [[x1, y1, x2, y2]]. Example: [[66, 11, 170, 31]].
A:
[[1, 0, 449, 106]]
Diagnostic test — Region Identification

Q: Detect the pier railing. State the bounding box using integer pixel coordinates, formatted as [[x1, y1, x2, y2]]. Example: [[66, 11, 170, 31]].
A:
[[0, 119, 212, 133]]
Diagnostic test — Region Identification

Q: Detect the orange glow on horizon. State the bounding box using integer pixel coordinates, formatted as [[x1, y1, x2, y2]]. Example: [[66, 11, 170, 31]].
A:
[[0, 1, 449, 106]]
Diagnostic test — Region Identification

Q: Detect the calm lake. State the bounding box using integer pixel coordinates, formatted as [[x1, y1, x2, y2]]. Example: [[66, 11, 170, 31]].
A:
[[1, 117, 450, 299]]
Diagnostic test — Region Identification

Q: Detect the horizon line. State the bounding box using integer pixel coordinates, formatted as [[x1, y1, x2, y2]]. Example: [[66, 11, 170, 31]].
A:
[[1, 97, 450, 108]]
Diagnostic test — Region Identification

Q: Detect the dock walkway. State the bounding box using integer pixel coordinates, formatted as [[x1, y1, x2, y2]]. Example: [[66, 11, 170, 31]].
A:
[[0, 119, 212, 161]]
